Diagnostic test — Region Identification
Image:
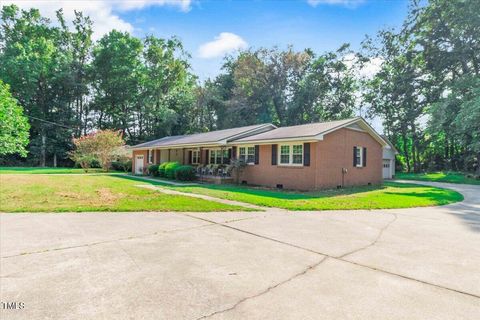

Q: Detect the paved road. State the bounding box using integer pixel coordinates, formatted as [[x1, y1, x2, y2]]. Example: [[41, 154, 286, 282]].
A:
[[1, 181, 479, 319]]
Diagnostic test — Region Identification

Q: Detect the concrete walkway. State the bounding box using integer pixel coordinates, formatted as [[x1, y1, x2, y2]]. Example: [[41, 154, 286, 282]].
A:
[[1, 181, 479, 319], [135, 183, 267, 211]]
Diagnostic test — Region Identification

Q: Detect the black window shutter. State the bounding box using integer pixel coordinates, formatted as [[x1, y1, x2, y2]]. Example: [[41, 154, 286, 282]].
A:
[[271, 144, 277, 165], [254, 145, 260, 164], [232, 146, 237, 159], [228, 148, 232, 160], [205, 150, 209, 165], [188, 151, 192, 164], [304, 143, 310, 166], [363, 147, 367, 167], [353, 146, 357, 167]]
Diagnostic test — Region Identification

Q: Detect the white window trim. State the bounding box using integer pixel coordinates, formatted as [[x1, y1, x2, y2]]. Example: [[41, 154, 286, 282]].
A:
[[278, 143, 303, 166], [238, 145, 256, 164], [356, 146, 363, 167], [191, 150, 200, 164], [208, 148, 231, 165], [148, 149, 154, 164]]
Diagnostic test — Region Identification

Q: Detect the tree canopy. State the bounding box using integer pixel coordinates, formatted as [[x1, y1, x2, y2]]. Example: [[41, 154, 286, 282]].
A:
[[0, 80, 30, 157], [0, 0, 479, 173]]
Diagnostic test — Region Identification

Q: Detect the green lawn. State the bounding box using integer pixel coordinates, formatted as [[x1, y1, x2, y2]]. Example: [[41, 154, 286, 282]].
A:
[[0, 166, 123, 174], [396, 171, 480, 185], [0, 174, 248, 212], [124, 176, 463, 210]]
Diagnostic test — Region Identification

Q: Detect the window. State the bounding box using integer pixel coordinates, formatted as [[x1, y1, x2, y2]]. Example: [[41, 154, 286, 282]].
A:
[[355, 147, 362, 167], [148, 149, 154, 163], [210, 150, 215, 164], [191, 150, 200, 164], [280, 145, 290, 164], [247, 147, 255, 163], [292, 145, 303, 164], [278, 144, 303, 166], [239, 147, 246, 161], [223, 149, 230, 164], [208, 148, 231, 164], [239, 146, 256, 164]]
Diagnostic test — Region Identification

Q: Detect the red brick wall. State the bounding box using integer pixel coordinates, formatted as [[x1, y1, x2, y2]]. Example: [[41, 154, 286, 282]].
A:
[[314, 128, 382, 189], [239, 144, 317, 191], [238, 128, 382, 190]]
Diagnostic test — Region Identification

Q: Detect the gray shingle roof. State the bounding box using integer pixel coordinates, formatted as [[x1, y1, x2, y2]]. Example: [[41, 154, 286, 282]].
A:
[[131, 123, 273, 149], [235, 118, 359, 142]]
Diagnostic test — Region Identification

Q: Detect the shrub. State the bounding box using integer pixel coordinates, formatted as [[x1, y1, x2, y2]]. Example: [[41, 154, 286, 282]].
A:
[[165, 162, 180, 179], [148, 164, 159, 176], [159, 162, 169, 177], [175, 165, 196, 181], [111, 160, 132, 172]]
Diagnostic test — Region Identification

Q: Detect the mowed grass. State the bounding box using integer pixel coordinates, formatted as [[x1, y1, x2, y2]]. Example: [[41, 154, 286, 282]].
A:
[[0, 174, 248, 212], [124, 176, 463, 210], [0, 167, 122, 174], [396, 171, 480, 185]]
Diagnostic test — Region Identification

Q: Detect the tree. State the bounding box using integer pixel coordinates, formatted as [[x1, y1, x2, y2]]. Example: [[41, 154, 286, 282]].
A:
[[93, 130, 125, 171], [69, 133, 97, 172], [0, 80, 30, 156], [202, 45, 357, 128], [69, 130, 125, 172]]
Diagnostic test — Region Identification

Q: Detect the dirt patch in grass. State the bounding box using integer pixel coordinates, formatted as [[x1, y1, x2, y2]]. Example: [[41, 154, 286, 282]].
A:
[[56, 191, 83, 199], [95, 188, 119, 204]]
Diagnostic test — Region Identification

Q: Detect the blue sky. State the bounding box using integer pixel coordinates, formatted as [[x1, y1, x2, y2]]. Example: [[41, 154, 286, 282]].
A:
[[6, 0, 410, 81], [126, 0, 410, 80]]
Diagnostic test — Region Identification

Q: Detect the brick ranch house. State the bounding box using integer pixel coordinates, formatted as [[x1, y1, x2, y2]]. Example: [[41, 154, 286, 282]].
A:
[[130, 117, 391, 190]]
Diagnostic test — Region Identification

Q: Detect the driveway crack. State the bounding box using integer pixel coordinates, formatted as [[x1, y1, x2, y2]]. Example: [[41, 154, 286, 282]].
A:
[[196, 256, 329, 319], [338, 212, 398, 259]]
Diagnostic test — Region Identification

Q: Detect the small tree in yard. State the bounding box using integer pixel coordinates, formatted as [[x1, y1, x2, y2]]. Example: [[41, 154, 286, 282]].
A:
[[70, 134, 97, 172], [70, 130, 125, 172]]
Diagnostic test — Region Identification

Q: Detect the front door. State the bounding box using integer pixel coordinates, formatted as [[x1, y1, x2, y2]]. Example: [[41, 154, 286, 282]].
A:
[[135, 155, 144, 175], [382, 159, 391, 179]]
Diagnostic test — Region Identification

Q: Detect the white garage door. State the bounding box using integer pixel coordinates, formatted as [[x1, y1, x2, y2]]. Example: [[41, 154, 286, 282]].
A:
[[382, 159, 392, 179], [135, 155, 144, 175]]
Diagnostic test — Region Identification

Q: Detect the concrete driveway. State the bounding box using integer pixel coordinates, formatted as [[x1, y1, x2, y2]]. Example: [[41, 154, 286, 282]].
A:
[[1, 181, 479, 319]]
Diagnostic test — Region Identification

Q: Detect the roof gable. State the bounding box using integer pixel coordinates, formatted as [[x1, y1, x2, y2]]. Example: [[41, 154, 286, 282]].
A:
[[234, 117, 387, 147]]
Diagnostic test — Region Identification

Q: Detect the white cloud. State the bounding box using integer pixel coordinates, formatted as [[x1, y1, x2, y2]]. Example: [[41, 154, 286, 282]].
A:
[[198, 32, 248, 59], [343, 53, 383, 79], [1, 1, 192, 39], [307, 0, 365, 8]]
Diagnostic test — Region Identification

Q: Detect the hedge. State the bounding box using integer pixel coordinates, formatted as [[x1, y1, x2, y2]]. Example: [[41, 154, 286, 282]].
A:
[[158, 162, 169, 177], [148, 164, 159, 177], [175, 165, 196, 181], [165, 162, 180, 179]]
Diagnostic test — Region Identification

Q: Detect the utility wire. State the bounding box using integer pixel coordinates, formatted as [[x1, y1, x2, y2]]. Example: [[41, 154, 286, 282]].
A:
[[27, 115, 79, 130]]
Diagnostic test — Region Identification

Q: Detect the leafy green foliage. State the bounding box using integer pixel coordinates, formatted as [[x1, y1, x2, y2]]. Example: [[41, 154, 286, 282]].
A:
[[0, 80, 30, 157], [174, 165, 196, 181], [164, 162, 180, 179], [69, 130, 125, 172], [158, 162, 169, 177], [148, 164, 160, 177]]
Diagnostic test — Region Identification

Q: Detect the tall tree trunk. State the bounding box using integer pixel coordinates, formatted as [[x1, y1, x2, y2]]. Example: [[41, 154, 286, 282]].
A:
[[41, 132, 46, 167], [402, 132, 411, 172]]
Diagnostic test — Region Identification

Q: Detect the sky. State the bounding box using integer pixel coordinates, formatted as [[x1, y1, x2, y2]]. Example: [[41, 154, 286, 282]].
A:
[[3, 0, 410, 81]]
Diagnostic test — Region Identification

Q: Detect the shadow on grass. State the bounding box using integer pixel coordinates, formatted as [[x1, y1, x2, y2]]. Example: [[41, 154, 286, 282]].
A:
[[116, 174, 393, 201]]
